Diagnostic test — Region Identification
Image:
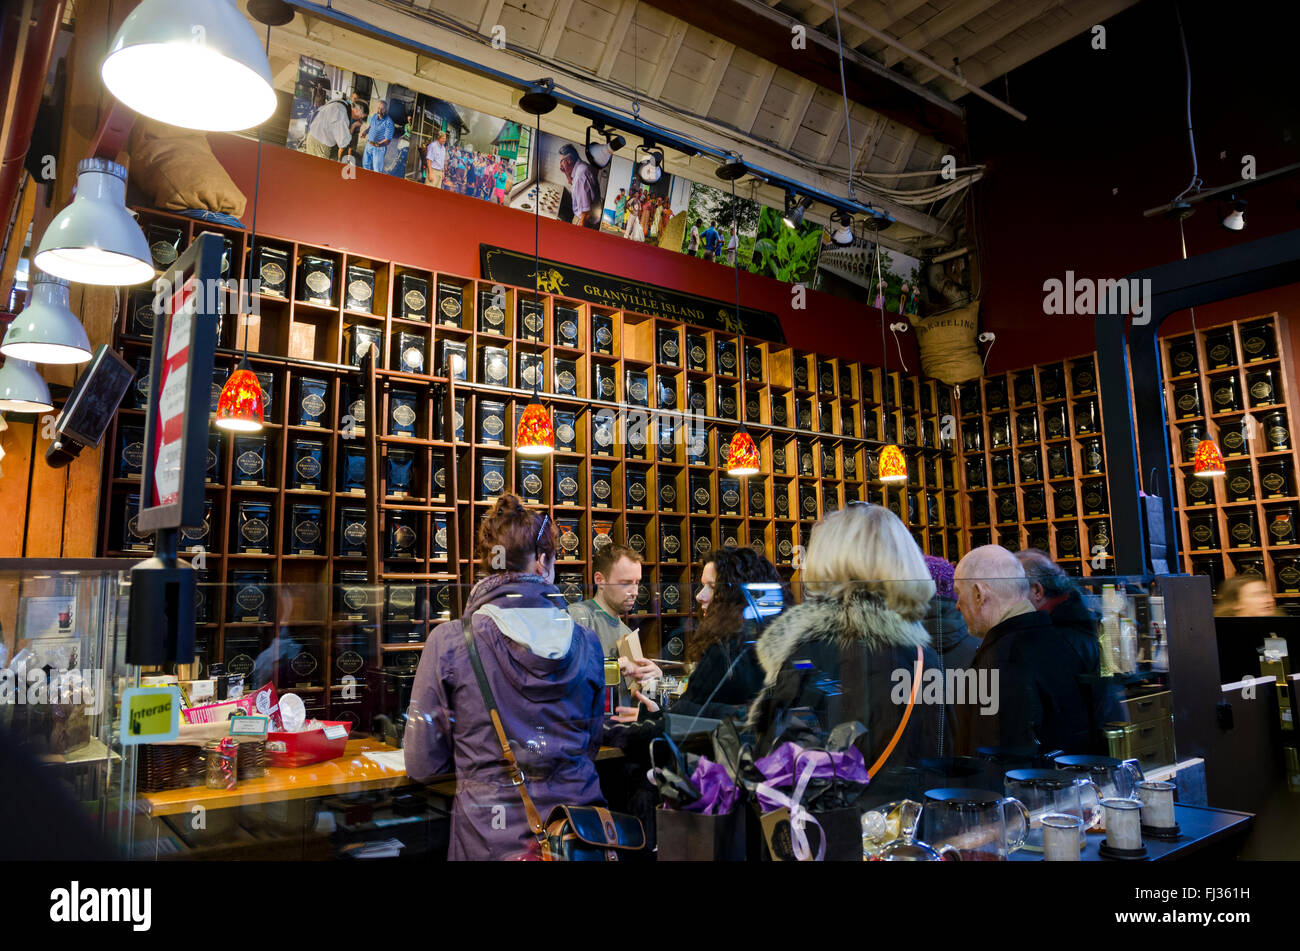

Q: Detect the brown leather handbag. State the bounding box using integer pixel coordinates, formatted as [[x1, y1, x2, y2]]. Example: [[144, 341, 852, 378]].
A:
[[463, 616, 646, 861]]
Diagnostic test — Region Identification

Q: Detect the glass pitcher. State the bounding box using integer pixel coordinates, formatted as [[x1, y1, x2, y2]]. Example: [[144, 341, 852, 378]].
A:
[[1052, 754, 1144, 800], [862, 799, 958, 861], [921, 788, 1030, 861], [1003, 768, 1101, 850]]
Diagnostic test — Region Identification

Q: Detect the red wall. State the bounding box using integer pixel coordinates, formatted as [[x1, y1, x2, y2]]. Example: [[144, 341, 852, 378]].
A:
[[209, 135, 914, 369], [967, 0, 1300, 373]]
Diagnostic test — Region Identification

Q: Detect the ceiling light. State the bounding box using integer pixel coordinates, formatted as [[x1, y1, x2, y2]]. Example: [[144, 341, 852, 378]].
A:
[[101, 0, 275, 132], [861, 208, 895, 233], [519, 79, 557, 116], [1221, 195, 1247, 231], [715, 153, 748, 181], [636, 145, 664, 185], [1193, 438, 1225, 478], [2, 272, 92, 364], [782, 193, 813, 229], [830, 210, 855, 246], [33, 159, 153, 286], [584, 123, 624, 169], [0, 359, 53, 413]]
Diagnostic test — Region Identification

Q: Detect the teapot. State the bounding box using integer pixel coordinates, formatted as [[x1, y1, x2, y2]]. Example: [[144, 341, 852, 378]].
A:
[[921, 788, 1030, 861]]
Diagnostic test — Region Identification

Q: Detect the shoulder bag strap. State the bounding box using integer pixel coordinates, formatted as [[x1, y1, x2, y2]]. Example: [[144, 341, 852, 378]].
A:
[[867, 645, 925, 779], [462, 611, 552, 859]]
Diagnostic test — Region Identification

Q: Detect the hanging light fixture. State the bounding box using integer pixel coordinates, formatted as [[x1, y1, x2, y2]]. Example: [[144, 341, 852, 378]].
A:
[[1220, 195, 1247, 231], [878, 443, 908, 482], [515, 92, 554, 456], [215, 22, 273, 433], [1193, 437, 1226, 477], [719, 168, 760, 478], [101, 0, 276, 132], [214, 358, 264, 431], [0, 358, 54, 413], [33, 159, 154, 286], [1, 272, 92, 364]]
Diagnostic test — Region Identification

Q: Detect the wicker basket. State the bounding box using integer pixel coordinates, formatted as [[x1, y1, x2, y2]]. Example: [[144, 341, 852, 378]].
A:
[[137, 741, 267, 793]]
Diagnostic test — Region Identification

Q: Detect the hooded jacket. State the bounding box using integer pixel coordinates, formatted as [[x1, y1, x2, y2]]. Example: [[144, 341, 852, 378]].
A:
[[922, 595, 979, 670], [404, 573, 606, 860], [746, 588, 943, 807]]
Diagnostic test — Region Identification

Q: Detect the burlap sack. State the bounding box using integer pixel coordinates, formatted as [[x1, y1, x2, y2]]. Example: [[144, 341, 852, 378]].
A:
[[128, 118, 247, 217], [910, 300, 982, 384]]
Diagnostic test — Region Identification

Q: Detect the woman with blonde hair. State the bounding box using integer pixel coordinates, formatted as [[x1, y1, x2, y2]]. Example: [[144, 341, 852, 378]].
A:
[[747, 502, 944, 803]]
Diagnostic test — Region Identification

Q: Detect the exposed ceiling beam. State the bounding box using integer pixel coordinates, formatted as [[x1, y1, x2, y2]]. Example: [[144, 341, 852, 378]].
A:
[[910, 0, 1067, 86], [881, 0, 1001, 68], [477, 0, 506, 34], [956, 0, 1136, 91], [647, 19, 689, 99], [695, 40, 735, 115], [735, 61, 777, 135], [595, 2, 638, 78], [778, 78, 819, 150], [538, 0, 575, 59], [639, 0, 968, 145]]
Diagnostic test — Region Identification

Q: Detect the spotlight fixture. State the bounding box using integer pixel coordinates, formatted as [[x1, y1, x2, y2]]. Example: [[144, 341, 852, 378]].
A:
[[782, 193, 813, 229], [1165, 201, 1194, 221], [519, 79, 557, 116], [1, 272, 92, 365], [1221, 195, 1247, 231], [635, 144, 664, 185], [101, 0, 276, 132], [829, 210, 855, 246], [584, 123, 625, 169], [34, 158, 153, 286]]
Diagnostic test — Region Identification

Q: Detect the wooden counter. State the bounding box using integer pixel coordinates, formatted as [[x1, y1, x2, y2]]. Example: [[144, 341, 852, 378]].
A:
[[140, 739, 410, 817], [139, 741, 625, 817]]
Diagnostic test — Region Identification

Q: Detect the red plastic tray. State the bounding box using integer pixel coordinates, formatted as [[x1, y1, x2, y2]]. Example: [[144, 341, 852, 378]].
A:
[[265, 721, 351, 769]]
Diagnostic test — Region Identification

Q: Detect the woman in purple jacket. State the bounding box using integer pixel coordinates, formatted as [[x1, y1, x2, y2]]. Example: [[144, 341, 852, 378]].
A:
[[404, 495, 607, 860]]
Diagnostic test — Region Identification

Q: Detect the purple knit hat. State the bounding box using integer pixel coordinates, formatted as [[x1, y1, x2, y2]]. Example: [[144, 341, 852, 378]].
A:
[[923, 554, 955, 600]]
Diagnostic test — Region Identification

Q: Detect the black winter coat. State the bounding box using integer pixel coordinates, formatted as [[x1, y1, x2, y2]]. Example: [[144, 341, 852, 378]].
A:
[[670, 618, 768, 721], [956, 608, 1092, 756], [922, 595, 979, 670], [746, 589, 943, 808]]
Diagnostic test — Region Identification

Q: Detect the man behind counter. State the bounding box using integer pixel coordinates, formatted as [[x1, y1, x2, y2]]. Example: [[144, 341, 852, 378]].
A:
[[567, 546, 660, 718]]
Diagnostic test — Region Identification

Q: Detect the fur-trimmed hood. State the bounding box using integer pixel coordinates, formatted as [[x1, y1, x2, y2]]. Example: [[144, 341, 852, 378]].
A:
[[754, 590, 931, 685]]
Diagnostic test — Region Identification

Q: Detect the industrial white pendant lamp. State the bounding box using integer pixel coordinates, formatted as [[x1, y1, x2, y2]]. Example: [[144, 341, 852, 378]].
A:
[[1, 273, 91, 365], [101, 0, 276, 132], [34, 159, 154, 286], [0, 359, 54, 414]]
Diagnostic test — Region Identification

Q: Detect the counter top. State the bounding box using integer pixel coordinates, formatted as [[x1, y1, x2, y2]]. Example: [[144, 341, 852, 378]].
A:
[[140, 738, 410, 817], [1010, 803, 1254, 861], [139, 741, 625, 817]]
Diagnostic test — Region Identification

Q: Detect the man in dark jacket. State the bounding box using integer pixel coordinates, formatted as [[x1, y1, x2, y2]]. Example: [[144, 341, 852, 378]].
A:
[[953, 546, 1092, 756], [1017, 548, 1126, 749]]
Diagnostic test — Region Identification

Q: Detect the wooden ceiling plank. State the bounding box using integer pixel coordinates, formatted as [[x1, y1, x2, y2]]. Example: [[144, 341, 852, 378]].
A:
[[478, 0, 507, 32], [539, 0, 577, 58], [647, 19, 690, 98], [958, 0, 1135, 89], [779, 77, 819, 149], [696, 40, 735, 114], [735, 60, 777, 134], [880, 0, 1001, 68], [595, 1, 638, 77]]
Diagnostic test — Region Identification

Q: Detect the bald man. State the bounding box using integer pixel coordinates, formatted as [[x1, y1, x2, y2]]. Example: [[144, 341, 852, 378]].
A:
[[953, 546, 1091, 755]]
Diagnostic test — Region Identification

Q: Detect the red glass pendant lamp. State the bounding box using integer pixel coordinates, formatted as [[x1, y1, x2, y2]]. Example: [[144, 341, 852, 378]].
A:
[[215, 357, 264, 431], [1193, 437, 1225, 477], [878, 443, 908, 482], [726, 430, 760, 476], [514, 99, 554, 456]]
